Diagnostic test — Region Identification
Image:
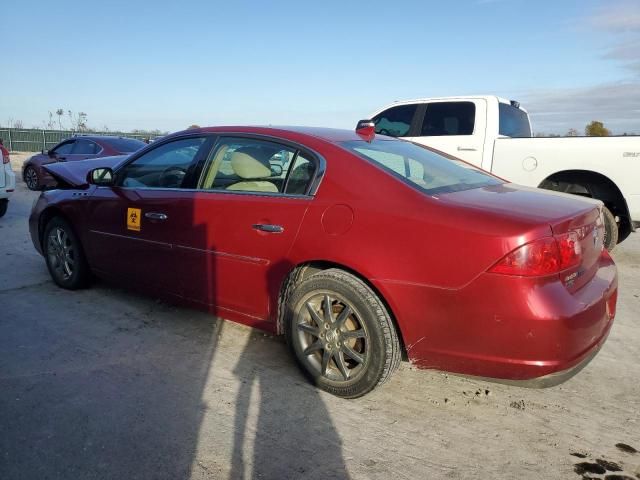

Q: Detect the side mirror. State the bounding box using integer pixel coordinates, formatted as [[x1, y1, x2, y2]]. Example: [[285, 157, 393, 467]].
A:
[[270, 164, 283, 176], [47, 150, 55, 157], [88, 167, 114, 186]]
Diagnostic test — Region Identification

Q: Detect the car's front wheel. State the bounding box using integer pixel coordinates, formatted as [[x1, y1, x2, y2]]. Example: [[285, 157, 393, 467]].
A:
[[285, 268, 401, 398], [43, 217, 91, 289], [24, 166, 40, 191]]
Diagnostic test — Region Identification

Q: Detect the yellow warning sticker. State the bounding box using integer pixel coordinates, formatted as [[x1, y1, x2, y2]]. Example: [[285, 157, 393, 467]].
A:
[[127, 208, 141, 231]]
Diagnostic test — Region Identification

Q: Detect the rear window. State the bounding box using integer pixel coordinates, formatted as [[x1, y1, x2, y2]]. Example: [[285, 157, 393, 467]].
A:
[[499, 103, 531, 138], [341, 139, 502, 195], [421, 102, 475, 136], [106, 137, 146, 153]]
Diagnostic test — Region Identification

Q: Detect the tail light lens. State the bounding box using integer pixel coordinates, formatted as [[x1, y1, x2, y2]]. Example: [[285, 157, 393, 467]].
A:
[[489, 232, 582, 277]]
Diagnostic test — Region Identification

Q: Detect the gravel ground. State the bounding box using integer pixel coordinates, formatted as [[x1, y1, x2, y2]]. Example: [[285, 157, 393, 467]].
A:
[[1, 153, 639, 480]]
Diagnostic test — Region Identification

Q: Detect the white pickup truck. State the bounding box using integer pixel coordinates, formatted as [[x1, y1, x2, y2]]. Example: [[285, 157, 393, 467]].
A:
[[369, 95, 640, 250], [0, 146, 15, 218]]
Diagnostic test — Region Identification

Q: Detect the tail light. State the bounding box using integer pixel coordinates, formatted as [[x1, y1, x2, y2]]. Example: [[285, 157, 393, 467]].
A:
[[489, 232, 582, 277]]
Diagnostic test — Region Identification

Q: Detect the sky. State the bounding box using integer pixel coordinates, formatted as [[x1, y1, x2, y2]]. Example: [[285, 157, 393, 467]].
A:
[[1, 0, 639, 134]]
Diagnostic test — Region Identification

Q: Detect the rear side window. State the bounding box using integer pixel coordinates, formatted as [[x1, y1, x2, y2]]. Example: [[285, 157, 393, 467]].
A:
[[421, 102, 475, 136], [199, 137, 316, 195], [372, 104, 418, 137], [72, 139, 100, 155], [499, 103, 531, 138], [341, 139, 501, 195]]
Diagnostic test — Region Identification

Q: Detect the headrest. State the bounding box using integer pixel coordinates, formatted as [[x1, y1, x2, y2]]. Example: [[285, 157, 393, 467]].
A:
[[230, 148, 272, 179]]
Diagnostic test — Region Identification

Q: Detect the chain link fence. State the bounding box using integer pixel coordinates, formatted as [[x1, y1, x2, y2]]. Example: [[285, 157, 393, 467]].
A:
[[0, 128, 164, 152]]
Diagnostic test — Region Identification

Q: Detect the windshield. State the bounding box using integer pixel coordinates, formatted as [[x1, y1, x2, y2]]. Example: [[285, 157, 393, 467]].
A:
[[106, 137, 147, 153], [499, 103, 531, 138], [341, 139, 502, 195]]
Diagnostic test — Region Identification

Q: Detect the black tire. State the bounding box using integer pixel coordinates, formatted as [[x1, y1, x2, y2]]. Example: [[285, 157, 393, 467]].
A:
[[285, 268, 401, 398], [43, 217, 91, 289], [602, 206, 618, 252], [24, 166, 40, 190], [0, 199, 7, 218]]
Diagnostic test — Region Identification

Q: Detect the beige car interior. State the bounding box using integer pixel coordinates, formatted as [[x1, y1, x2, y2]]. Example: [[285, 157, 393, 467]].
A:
[[202, 146, 279, 193]]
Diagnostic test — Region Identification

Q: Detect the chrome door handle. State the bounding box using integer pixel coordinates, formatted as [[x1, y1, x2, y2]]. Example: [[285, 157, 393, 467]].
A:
[[145, 212, 168, 221], [457, 147, 477, 152], [252, 224, 284, 233]]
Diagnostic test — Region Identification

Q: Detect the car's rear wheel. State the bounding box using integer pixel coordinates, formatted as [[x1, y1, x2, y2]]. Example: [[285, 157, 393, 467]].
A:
[[285, 268, 401, 398], [602, 206, 618, 252], [43, 217, 91, 289], [0, 199, 7, 218], [24, 166, 39, 191]]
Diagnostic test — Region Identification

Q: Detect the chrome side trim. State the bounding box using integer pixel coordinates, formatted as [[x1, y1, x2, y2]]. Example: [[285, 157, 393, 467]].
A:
[[88, 230, 172, 249]]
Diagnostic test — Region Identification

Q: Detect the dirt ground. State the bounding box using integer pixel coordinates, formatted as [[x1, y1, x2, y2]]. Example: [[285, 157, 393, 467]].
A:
[[1, 153, 639, 480]]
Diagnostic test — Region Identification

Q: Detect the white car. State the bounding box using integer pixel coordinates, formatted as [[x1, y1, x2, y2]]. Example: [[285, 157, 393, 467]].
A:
[[0, 148, 16, 218], [369, 95, 640, 250]]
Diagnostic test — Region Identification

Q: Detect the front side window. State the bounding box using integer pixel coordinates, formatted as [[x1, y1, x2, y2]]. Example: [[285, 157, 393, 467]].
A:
[[52, 141, 75, 155], [341, 139, 501, 195], [72, 139, 100, 155], [199, 137, 315, 195], [118, 137, 207, 189], [421, 102, 476, 136], [372, 104, 418, 137], [499, 103, 532, 138]]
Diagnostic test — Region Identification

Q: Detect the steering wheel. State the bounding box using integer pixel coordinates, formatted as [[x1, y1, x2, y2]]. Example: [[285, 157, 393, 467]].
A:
[[158, 166, 187, 187]]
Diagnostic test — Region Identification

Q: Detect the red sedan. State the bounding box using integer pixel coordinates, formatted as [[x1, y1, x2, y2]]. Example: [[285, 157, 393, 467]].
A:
[[29, 126, 617, 398]]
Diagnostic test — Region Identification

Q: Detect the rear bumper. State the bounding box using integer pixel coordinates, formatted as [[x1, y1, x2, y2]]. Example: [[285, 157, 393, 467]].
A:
[[373, 250, 617, 384]]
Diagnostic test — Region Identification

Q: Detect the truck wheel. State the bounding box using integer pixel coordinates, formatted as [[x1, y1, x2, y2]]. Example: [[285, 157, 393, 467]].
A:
[[0, 199, 7, 218], [285, 268, 401, 398], [602, 206, 618, 252]]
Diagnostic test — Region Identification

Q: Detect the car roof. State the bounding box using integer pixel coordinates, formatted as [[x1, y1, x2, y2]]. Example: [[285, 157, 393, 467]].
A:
[[183, 126, 385, 144]]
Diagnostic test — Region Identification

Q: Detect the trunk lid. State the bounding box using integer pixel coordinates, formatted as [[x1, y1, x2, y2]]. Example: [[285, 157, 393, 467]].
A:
[[440, 183, 604, 288], [43, 155, 128, 188]]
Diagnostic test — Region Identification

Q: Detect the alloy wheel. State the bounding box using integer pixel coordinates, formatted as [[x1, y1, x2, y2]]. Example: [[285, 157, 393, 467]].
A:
[[46, 227, 75, 281], [25, 168, 38, 190], [295, 293, 369, 382]]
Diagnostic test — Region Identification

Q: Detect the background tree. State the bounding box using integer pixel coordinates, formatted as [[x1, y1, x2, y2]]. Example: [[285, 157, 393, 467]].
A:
[[585, 121, 610, 137], [566, 128, 579, 137], [187, 124, 201, 129], [56, 108, 64, 129]]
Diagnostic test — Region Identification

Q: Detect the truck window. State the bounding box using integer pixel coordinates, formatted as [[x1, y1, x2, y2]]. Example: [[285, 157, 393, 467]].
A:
[[372, 104, 418, 137], [421, 102, 475, 136], [499, 103, 532, 138]]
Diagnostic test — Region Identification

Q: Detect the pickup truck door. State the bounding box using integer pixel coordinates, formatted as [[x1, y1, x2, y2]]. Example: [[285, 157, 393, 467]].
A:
[[406, 99, 487, 168]]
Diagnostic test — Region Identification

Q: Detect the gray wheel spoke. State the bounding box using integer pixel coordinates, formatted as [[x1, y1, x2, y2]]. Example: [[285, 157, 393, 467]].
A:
[[303, 341, 323, 356], [320, 347, 332, 375], [335, 305, 352, 328], [342, 329, 365, 339], [322, 294, 333, 323], [305, 301, 324, 328], [63, 260, 72, 277], [334, 351, 350, 380], [297, 322, 319, 337], [342, 344, 365, 364], [56, 229, 64, 247]]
